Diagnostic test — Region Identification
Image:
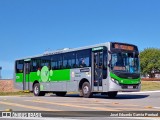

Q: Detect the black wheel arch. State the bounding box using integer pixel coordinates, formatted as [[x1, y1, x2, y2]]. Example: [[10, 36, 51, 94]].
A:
[[79, 78, 90, 91], [32, 80, 39, 91]]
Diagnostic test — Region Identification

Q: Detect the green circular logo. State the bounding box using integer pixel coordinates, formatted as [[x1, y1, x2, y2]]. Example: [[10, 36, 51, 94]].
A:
[[41, 66, 49, 82]]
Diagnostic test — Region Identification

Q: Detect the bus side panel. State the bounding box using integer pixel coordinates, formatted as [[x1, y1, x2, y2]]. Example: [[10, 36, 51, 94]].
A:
[[65, 68, 78, 92], [14, 73, 24, 90], [38, 69, 70, 92], [50, 69, 70, 81], [29, 72, 41, 82], [68, 68, 92, 92], [40, 82, 67, 91], [16, 73, 23, 82]]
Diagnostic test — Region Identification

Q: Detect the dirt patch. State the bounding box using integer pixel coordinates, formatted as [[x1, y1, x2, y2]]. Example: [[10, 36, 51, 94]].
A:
[[0, 80, 18, 92]]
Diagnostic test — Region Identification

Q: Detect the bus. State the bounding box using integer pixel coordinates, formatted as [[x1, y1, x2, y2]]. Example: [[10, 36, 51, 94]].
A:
[[14, 42, 140, 98]]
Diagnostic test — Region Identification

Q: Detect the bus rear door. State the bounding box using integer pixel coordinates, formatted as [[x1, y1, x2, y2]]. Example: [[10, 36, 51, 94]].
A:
[[23, 60, 31, 91]]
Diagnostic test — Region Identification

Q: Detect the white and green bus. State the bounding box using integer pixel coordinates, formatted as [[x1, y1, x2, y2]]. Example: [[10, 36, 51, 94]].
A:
[[14, 42, 140, 98]]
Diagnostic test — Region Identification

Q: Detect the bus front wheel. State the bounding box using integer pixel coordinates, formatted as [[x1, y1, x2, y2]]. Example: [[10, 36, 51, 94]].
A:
[[33, 83, 45, 96], [82, 82, 92, 98], [107, 91, 118, 98]]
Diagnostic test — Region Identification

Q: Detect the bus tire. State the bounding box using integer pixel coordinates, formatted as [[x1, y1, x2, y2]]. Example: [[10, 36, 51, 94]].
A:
[[107, 91, 118, 98], [33, 83, 45, 96], [55, 92, 67, 96], [82, 82, 92, 98]]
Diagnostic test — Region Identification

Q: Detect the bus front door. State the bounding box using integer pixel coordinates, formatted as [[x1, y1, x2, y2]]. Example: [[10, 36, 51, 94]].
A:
[[23, 62, 30, 91], [93, 51, 103, 92]]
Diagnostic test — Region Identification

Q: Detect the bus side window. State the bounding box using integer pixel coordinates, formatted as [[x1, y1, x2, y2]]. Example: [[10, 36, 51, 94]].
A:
[[51, 60, 57, 70], [58, 55, 63, 69], [31, 58, 41, 71], [51, 55, 58, 70], [63, 54, 68, 69], [63, 52, 76, 69], [32, 59, 37, 71], [37, 59, 41, 70], [76, 49, 91, 68], [68, 52, 76, 68], [41, 56, 51, 70], [16, 60, 24, 73]]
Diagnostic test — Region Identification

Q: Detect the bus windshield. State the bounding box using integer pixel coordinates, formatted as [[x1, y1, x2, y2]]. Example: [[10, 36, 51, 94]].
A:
[[111, 52, 140, 73]]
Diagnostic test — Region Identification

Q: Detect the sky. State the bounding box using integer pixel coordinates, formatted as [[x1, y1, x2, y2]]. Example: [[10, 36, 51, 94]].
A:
[[0, 0, 160, 79]]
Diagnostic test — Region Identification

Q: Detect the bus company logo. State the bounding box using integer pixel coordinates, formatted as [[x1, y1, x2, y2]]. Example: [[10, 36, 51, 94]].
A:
[[2, 112, 12, 117], [37, 66, 53, 82], [16, 76, 20, 79]]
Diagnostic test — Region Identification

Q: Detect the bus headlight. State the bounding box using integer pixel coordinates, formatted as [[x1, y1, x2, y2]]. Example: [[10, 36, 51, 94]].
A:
[[111, 78, 119, 84]]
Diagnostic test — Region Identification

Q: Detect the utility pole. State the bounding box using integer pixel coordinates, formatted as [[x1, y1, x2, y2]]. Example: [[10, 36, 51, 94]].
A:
[[0, 66, 2, 79]]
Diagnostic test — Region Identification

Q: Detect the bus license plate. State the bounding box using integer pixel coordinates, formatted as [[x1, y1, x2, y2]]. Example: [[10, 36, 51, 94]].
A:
[[128, 86, 133, 89]]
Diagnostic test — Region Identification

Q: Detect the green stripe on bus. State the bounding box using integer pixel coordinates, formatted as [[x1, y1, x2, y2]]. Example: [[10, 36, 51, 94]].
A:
[[16, 69, 70, 83], [29, 72, 40, 82], [110, 72, 140, 84], [50, 69, 70, 81]]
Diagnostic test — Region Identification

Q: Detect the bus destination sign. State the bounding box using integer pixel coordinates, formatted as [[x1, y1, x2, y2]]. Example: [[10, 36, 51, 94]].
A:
[[114, 44, 134, 51]]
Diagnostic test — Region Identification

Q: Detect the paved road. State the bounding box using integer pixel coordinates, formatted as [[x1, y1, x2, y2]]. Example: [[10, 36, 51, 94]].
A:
[[0, 91, 160, 120]]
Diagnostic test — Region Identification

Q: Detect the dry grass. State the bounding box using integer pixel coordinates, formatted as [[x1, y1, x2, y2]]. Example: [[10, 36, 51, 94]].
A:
[[141, 81, 160, 91], [141, 78, 160, 81], [0, 91, 33, 96]]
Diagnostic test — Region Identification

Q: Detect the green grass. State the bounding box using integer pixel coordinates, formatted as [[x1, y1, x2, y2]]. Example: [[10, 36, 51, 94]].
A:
[[141, 81, 160, 91]]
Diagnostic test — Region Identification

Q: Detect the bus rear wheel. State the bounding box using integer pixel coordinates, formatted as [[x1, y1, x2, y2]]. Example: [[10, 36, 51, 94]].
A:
[[107, 91, 118, 98], [55, 92, 67, 96], [82, 82, 92, 98], [33, 83, 45, 96]]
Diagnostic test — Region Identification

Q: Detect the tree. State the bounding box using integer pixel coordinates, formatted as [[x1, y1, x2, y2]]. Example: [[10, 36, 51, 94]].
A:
[[140, 48, 160, 78]]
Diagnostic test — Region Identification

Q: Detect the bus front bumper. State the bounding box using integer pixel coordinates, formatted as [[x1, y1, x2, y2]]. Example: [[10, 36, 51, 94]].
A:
[[109, 80, 141, 92]]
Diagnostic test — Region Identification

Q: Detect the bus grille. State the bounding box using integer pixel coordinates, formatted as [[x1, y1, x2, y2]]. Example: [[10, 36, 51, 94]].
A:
[[121, 85, 138, 89]]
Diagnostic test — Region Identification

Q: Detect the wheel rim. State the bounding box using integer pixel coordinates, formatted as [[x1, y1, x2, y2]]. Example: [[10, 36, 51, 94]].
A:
[[34, 86, 39, 94], [83, 86, 89, 95]]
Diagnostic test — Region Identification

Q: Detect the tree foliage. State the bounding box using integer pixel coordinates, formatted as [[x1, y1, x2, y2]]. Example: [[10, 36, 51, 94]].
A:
[[140, 48, 160, 78]]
